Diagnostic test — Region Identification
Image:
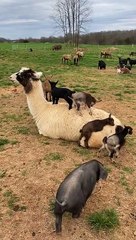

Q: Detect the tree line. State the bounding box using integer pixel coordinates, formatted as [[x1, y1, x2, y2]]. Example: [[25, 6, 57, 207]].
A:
[[0, 29, 136, 45]]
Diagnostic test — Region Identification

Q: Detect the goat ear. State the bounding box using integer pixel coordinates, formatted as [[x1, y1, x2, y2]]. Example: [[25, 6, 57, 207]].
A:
[[99, 166, 108, 180]]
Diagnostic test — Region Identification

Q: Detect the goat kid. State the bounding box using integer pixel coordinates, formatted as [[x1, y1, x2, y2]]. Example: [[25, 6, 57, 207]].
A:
[[71, 92, 101, 115], [98, 60, 106, 70], [42, 76, 53, 101], [79, 114, 114, 148], [54, 159, 108, 233], [99, 125, 133, 160], [49, 80, 75, 110]]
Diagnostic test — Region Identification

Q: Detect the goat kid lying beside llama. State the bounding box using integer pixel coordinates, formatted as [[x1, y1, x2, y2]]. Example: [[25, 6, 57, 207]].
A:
[[10, 67, 123, 148]]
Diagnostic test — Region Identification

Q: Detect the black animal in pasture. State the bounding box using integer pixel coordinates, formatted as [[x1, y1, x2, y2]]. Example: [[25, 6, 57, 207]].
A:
[[118, 57, 128, 68], [79, 114, 114, 148], [127, 58, 136, 68], [49, 81, 75, 110], [98, 60, 106, 69], [54, 159, 108, 233]]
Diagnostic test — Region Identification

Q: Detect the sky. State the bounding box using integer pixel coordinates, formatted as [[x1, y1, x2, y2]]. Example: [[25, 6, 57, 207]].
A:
[[0, 0, 136, 40]]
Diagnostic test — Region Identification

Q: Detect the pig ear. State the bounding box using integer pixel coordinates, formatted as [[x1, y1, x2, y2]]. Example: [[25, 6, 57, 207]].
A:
[[99, 166, 108, 180]]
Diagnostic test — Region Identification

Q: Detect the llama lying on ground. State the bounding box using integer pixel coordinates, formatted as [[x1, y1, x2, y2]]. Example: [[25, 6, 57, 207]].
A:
[[54, 159, 108, 233], [49, 80, 75, 110], [79, 114, 114, 148], [98, 125, 133, 159], [10, 67, 123, 148]]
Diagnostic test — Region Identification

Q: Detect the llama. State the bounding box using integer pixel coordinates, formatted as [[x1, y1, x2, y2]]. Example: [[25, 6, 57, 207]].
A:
[[10, 67, 123, 148]]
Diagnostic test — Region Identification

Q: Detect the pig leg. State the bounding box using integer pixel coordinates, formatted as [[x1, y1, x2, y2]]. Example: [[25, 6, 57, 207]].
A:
[[55, 214, 62, 233], [72, 209, 82, 218]]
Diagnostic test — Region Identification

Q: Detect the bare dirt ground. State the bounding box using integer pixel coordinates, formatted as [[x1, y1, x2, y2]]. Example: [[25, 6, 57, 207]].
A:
[[0, 86, 136, 240]]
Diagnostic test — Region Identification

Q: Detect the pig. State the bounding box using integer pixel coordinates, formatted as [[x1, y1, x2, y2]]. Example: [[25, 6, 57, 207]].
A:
[[54, 159, 108, 233]]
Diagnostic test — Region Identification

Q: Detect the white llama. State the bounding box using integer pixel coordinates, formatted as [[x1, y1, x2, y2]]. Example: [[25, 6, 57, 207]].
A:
[[10, 67, 123, 148]]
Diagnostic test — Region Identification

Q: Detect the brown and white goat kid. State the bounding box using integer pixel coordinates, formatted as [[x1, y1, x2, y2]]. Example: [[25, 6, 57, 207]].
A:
[[79, 114, 114, 148]]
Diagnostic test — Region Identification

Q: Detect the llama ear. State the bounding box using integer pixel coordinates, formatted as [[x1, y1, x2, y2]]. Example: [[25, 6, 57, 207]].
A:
[[109, 113, 111, 118]]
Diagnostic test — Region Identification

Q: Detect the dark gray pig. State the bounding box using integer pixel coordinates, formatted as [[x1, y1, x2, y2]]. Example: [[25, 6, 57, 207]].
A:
[[54, 159, 108, 233]]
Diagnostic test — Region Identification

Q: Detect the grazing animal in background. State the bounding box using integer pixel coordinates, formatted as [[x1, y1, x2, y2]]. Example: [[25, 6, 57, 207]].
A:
[[129, 52, 136, 56], [79, 114, 114, 148], [98, 60, 106, 70], [127, 58, 136, 68], [101, 51, 112, 58], [76, 51, 84, 59], [71, 92, 101, 114], [118, 57, 128, 68], [117, 66, 131, 74], [54, 159, 108, 233], [29, 48, 33, 52], [10, 67, 123, 148], [99, 125, 133, 160], [73, 54, 79, 65], [62, 54, 72, 64], [52, 44, 62, 51], [49, 80, 75, 110]]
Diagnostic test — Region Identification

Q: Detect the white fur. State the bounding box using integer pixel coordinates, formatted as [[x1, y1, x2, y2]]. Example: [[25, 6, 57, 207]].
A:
[[25, 81, 123, 148], [10, 67, 42, 83], [10, 69, 123, 148]]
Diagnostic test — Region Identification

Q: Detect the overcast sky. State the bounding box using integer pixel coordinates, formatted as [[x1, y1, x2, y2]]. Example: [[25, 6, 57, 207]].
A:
[[0, 0, 136, 40]]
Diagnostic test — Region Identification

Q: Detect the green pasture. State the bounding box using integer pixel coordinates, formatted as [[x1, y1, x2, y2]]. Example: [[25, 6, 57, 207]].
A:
[[0, 43, 136, 102]]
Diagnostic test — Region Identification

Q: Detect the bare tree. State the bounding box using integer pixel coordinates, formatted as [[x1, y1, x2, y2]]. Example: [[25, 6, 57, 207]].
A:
[[52, 0, 92, 47]]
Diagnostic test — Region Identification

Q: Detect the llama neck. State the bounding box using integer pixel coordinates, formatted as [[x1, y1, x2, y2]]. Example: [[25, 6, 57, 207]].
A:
[[26, 80, 47, 119]]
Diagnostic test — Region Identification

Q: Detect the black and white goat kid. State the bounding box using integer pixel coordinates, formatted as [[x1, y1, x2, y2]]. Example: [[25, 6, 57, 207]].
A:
[[99, 125, 133, 160]]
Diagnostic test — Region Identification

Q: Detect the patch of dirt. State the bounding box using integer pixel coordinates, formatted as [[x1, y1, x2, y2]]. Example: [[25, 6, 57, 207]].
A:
[[0, 86, 136, 240]]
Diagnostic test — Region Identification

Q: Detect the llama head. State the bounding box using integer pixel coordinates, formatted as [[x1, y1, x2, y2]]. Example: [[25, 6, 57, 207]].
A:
[[10, 67, 43, 93]]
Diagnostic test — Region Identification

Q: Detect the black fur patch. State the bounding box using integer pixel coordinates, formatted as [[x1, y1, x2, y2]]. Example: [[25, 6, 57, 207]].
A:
[[16, 69, 37, 93]]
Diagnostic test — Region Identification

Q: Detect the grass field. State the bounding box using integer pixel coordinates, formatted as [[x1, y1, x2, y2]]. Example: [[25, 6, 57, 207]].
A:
[[0, 43, 136, 240]]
